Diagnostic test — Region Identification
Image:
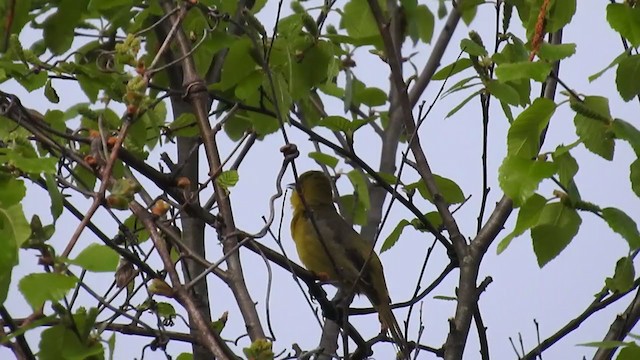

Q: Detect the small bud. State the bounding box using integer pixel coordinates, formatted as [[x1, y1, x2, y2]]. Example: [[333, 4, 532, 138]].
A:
[[127, 104, 138, 116], [106, 136, 118, 149], [106, 194, 130, 210], [151, 200, 170, 216], [84, 155, 98, 167]]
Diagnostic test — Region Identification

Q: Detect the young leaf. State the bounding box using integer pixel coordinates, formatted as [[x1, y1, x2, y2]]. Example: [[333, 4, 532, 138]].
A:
[[531, 203, 581, 267], [537, 42, 576, 61], [308, 152, 339, 168], [432, 58, 473, 81], [499, 157, 556, 206], [616, 55, 640, 101], [217, 170, 239, 190], [486, 80, 520, 105], [497, 193, 547, 254], [631, 159, 640, 198], [607, 4, 640, 48], [19, 273, 77, 309], [573, 96, 614, 160], [44, 174, 63, 221], [347, 170, 370, 210], [602, 207, 640, 249], [605, 257, 635, 293], [495, 61, 552, 82], [381, 219, 410, 253], [68, 243, 119, 272], [507, 98, 556, 158], [613, 118, 640, 156]]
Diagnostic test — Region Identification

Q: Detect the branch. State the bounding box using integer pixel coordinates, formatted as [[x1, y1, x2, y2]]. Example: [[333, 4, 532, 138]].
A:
[[593, 287, 640, 360], [408, 7, 462, 107], [522, 280, 640, 360], [158, 0, 266, 341], [131, 202, 235, 359]]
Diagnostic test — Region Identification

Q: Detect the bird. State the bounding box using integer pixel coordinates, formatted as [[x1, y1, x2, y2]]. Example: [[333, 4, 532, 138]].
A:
[[290, 170, 408, 358]]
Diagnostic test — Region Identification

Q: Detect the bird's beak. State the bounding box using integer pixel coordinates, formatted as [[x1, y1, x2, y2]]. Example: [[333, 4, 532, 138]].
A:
[[287, 182, 296, 190]]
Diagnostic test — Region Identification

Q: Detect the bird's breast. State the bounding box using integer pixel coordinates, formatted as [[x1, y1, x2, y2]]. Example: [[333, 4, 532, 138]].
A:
[[291, 211, 340, 280]]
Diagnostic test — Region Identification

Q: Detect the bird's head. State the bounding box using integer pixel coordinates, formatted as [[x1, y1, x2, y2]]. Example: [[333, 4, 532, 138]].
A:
[[290, 171, 334, 208]]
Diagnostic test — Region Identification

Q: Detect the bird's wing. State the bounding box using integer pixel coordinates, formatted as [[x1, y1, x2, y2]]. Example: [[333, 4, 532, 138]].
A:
[[318, 209, 391, 304]]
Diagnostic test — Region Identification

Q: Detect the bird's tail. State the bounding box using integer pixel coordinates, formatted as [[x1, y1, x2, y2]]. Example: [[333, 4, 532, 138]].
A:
[[377, 302, 409, 359]]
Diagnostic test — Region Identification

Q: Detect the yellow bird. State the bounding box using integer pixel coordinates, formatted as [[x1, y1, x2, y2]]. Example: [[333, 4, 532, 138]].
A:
[[290, 170, 407, 357]]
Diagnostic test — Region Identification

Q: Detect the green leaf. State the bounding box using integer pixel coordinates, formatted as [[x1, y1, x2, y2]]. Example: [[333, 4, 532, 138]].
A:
[[177, 353, 194, 360], [499, 156, 557, 206], [546, 0, 576, 33], [320, 116, 352, 132], [42, 0, 86, 55], [0, 204, 30, 303], [412, 5, 434, 44], [446, 89, 482, 118], [574, 96, 614, 160], [486, 80, 520, 105], [607, 4, 640, 48], [68, 244, 119, 272], [0, 175, 26, 208], [0, 148, 58, 174], [235, 70, 263, 101], [407, 175, 465, 204], [44, 80, 60, 104], [353, 87, 387, 107], [552, 147, 579, 189], [219, 38, 257, 91], [590, 52, 627, 82], [495, 61, 552, 83], [245, 112, 280, 137], [537, 42, 576, 61], [44, 174, 63, 221], [616, 55, 640, 101], [497, 193, 547, 254], [618, 344, 640, 360], [605, 257, 635, 293], [381, 219, 410, 253], [531, 203, 581, 267], [168, 113, 198, 137], [432, 58, 473, 80], [602, 207, 640, 249], [441, 76, 478, 98], [347, 170, 370, 210], [507, 98, 556, 158], [289, 41, 334, 100], [631, 159, 640, 198], [224, 112, 251, 141], [423, 211, 443, 230], [340, 0, 381, 45], [39, 323, 104, 360], [460, 38, 487, 56], [339, 194, 367, 226], [120, 214, 149, 244], [613, 118, 640, 156], [308, 152, 339, 168], [217, 170, 239, 190], [578, 340, 629, 349], [19, 273, 77, 309], [461, 0, 481, 25]]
